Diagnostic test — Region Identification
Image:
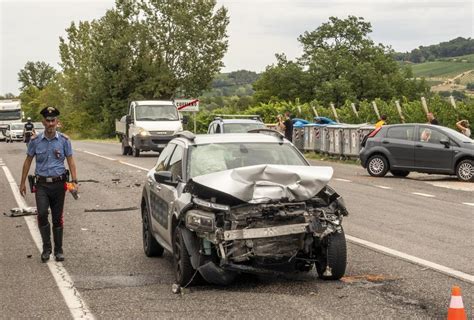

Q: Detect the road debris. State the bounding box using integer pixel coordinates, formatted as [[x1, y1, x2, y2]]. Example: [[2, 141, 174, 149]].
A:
[[4, 207, 38, 217], [84, 207, 139, 213]]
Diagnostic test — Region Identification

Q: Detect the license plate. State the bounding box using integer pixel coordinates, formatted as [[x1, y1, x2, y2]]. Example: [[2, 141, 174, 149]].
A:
[[157, 144, 166, 148]]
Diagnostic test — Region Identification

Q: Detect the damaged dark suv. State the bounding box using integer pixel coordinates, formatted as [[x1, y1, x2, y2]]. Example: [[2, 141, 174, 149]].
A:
[[141, 131, 349, 286]]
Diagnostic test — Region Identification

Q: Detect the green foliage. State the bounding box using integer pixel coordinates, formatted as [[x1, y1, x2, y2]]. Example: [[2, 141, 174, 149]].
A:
[[18, 61, 57, 91], [58, 0, 229, 137], [411, 59, 474, 78]]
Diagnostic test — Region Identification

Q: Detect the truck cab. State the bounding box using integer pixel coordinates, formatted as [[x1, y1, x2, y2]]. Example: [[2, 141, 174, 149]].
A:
[[116, 100, 185, 157], [0, 100, 22, 136]]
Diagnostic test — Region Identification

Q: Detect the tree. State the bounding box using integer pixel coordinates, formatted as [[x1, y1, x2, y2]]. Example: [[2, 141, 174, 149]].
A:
[[296, 16, 427, 105], [253, 54, 312, 103], [18, 61, 57, 90], [59, 0, 229, 136]]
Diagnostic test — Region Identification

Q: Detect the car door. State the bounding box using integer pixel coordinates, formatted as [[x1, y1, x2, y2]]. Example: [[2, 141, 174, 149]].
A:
[[148, 143, 175, 240], [382, 125, 415, 168], [414, 126, 453, 172]]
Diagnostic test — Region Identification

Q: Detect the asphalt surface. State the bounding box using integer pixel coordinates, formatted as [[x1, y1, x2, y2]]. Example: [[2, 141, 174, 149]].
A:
[[1, 139, 472, 319]]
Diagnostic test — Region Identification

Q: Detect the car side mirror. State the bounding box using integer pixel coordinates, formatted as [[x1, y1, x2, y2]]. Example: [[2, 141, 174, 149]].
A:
[[154, 171, 177, 186], [126, 115, 132, 125], [440, 139, 450, 148], [181, 116, 189, 125]]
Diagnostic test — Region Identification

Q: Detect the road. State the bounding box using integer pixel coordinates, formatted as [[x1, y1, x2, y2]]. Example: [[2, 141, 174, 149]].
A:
[[1, 140, 472, 319]]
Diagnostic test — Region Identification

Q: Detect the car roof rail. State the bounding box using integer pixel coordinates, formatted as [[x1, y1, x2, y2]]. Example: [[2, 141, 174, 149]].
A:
[[175, 130, 196, 141], [247, 128, 285, 140], [215, 114, 261, 119]]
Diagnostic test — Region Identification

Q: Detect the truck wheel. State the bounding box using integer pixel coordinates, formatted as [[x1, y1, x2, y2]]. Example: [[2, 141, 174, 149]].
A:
[[121, 144, 131, 156], [315, 230, 347, 280], [456, 159, 474, 182], [132, 142, 140, 157], [367, 155, 389, 177], [142, 203, 164, 257], [173, 227, 196, 286]]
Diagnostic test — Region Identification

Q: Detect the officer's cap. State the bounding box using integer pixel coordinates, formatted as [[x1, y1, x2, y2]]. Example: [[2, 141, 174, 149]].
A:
[[40, 106, 60, 119]]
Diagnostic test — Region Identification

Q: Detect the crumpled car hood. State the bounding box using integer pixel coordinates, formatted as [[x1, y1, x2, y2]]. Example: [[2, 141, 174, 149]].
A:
[[190, 165, 333, 204]]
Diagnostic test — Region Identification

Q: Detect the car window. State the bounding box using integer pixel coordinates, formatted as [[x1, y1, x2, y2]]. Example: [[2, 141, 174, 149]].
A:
[[386, 126, 414, 140], [215, 124, 221, 133], [188, 142, 307, 178], [168, 145, 184, 180], [418, 127, 448, 144], [223, 123, 266, 133], [155, 144, 176, 172]]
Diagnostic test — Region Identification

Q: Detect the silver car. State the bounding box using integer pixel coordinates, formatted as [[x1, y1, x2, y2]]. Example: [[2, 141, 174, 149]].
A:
[[141, 131, 349, 286]]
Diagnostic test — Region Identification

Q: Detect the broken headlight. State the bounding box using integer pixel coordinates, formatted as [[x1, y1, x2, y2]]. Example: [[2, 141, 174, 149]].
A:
[[185, 210, 216, 232]]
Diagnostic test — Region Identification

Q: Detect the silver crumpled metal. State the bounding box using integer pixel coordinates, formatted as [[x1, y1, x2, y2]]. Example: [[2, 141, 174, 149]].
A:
[[191, 165, 333, 203]]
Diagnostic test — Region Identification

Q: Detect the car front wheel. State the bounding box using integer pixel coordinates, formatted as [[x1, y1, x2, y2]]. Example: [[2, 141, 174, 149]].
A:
[[315, 230, 347, 280], [142, 204, 164, 257], [456, 159, 474, 182], [173, 227, 196, 286], [367, 155, 389, 177]]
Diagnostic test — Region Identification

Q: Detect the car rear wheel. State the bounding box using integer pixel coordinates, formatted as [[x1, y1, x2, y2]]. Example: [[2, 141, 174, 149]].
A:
[[390, 170, 409, 177], [367, 155, 389, 177], [142, 204, 164, 257], [121, 143, 131, 156], [456, 159, 474, 182], [173, 227, 196, 286], [132, 141, 140, 157], [315, 230, 347, 280]]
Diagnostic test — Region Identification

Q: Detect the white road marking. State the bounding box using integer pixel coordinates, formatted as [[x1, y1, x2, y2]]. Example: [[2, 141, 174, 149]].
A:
[[78, 150, 149, 172], [426, 181, 474, 192], [118, 161, 149, 172], [335, 178, 352, 182], [82, 150, 116, 161], [0, 159, 95, 319], [346, 235, 474, 284], [375, 185, 393, 190], [411, 192, 435, 198], [462, 202, 474, 207]]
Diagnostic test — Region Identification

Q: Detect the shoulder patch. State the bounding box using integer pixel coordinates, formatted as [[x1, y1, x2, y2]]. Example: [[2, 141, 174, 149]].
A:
[[60, 133, 70, 140]]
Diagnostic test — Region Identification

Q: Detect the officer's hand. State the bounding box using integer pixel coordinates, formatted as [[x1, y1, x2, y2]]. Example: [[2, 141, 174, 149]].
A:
[[73, 182, 79, 192], [19, 183, 27, 197]]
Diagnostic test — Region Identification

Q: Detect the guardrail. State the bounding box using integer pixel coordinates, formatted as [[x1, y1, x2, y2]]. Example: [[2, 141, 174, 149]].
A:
[[294, 123, 375, 158]]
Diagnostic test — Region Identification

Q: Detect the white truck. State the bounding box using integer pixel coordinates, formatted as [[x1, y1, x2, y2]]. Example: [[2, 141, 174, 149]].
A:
[[0, 100, 22, 138], [115, 100, 187, 157]]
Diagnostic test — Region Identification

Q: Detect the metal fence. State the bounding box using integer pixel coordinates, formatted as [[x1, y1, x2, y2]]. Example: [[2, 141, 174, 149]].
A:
[[295, 123, 375, 158]]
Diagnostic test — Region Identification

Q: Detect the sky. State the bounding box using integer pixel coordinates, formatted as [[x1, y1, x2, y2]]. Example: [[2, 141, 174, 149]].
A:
[[1, 0, 472, 95]]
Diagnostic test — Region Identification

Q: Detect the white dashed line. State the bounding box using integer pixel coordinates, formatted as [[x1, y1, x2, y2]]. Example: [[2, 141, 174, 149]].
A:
[[82, 150, 116, 161], [462, 202, 474, 207], [0, 159, 95, 319], [335, 178, 352, 182], [375, 185, 393, 190], [118, 161, 149, 172], [346, 235, 474, 284], [411, 192, 435, 198]]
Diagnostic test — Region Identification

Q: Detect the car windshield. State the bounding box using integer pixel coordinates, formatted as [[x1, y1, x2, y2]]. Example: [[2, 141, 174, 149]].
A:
[[11, 124, 23, 130], [0, 109, 21, 120], [135, 105, 178, 121], [223, 123, 266, 133], [188, 142, 307, 178], [441, 127, 473, 143], [33, 122, 45, 129]]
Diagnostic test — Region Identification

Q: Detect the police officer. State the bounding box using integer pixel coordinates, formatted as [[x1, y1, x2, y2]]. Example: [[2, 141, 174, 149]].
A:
[[23, 117, 35, 144], [19, 106, 78, 262]]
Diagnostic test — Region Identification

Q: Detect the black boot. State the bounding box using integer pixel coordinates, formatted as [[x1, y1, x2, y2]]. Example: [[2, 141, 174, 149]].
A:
[[53, 227, 64, 261], [39, 224, 52, 262]]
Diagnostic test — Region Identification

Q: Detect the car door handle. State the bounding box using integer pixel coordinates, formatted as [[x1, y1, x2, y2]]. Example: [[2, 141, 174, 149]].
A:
[[415, 144, 423, 148], [155, 184, 162, 191], [382, 140, 389, 144]]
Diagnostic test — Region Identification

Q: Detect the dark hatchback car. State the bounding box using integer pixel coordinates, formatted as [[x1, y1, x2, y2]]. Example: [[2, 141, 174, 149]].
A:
[[359, 124, 474, 182]]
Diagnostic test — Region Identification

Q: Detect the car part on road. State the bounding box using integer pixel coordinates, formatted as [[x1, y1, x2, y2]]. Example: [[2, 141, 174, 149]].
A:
[[367, 155, 389, 177], [456, 159, 474, 182], [315, 229, 347, 280], [84, 206, 139, 212]]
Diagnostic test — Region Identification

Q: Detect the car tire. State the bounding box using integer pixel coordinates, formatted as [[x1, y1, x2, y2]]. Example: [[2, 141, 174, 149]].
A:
[[173, 227, 196, 286], [456, 159, 474, 182], [142, 204, 164, 257], [390, 170, 409, 177], [315, 230, 347, 280], [367, 155, 389, 177]]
